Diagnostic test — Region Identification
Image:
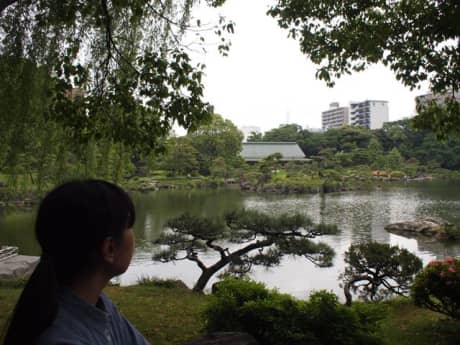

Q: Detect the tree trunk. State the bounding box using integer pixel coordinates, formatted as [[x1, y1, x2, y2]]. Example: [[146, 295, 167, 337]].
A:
[[344, 281, 354, 307], [344, 276, 368, 306], [193, 269, 215, 293], [193, 259, 230, 293], [191, 240, 272, 293]]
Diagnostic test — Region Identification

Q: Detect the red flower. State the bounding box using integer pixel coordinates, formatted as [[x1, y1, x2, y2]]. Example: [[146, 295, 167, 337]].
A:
[[444, 257, 454, 264]]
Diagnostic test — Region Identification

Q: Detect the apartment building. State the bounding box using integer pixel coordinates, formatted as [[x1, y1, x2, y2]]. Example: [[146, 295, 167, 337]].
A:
[[350, 100, 389, 130], [321, 102, 349, 130]]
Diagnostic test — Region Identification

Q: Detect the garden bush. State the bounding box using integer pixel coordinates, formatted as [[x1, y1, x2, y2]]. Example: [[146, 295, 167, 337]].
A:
[[205, 278, 385, 345], [264, 176, 323, 193], [322, 169, 342, 181], [323, 180, 342, 193], [389, 171, 405, 179], [136, 276, 188, 289], [444, 224, 460, 240], [412, 257, 460, 319]]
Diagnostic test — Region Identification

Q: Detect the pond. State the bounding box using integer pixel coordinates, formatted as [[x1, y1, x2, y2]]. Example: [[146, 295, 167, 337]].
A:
[[1, 181, 460, 299]]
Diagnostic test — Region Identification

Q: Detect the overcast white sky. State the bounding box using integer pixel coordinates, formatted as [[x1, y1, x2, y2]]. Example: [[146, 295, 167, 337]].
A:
[[188, 0, 427, 133]]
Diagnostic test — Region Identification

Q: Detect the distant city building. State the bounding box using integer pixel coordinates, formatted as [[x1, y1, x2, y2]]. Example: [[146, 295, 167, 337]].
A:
[[240, 126, 261, 142], [350, 100, 389, 130], [65, 87, 85, 101], [241, 142, 310, 162], [416, 90, 460, 108], [306, 127, 324, 133], [304, 125, 324, 133], [321, 102, 349, 130]]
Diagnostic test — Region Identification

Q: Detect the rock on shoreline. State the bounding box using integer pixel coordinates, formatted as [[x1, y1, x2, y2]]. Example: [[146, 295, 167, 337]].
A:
[[384, 217, 451, 240], [0, 255, 39, 278]]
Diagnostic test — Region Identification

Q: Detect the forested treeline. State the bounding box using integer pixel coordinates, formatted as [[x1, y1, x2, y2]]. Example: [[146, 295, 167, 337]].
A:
[[0, 107, 242, 194], [3, 112, 460, 196], [249, 121, 460, 171]]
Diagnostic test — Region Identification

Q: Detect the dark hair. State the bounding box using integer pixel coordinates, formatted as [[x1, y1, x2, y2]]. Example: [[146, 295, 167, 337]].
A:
[[2, 179, 135, 345]]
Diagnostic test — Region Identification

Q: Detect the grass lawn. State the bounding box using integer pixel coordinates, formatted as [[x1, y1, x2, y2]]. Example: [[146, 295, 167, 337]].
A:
[[0, 279, 209, 345], [1, 279, 459, 345], [379, 298, 460, 345]]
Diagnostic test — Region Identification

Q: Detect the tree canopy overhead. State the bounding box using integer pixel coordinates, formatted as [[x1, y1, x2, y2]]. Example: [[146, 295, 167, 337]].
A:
[[0, 0, 232, 151], [268, 0, 460, 92], [268, 0, 460, 137]]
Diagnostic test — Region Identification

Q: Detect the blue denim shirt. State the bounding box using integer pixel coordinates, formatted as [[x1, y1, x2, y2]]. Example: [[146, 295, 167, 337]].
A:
[[36, 289, 151, 345]]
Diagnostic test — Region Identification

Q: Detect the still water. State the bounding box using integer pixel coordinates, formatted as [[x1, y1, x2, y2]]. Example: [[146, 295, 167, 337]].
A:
[[1, 181, 460, 298]]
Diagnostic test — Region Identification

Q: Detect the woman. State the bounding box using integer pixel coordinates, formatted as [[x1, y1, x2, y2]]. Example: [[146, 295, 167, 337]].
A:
[[3, 180, 150, 345]]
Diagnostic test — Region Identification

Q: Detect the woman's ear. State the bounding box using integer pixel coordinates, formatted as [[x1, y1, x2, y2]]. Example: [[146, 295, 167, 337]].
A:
[[100, 237, 116, 264]]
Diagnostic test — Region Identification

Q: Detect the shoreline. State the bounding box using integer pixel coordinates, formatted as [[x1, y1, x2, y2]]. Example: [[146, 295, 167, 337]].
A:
[[0, 175, 446, 209]]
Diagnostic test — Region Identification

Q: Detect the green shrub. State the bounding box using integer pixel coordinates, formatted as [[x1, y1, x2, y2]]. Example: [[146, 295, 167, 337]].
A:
[[412, 258, 460, 319], [323, 180, 341, 193], [444, 224, 460, 240], [390, 171, 405, 179], [264, 175, 323, 193], [136, 276, 188, 289], [323, 169, 342, 181], [205, 278, 385, 345], [210, 278, 270, 305], [350, 302, 388, 334]]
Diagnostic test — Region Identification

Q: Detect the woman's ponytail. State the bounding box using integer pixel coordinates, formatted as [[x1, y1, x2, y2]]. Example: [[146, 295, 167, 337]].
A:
[[3, 255, 58, 345]]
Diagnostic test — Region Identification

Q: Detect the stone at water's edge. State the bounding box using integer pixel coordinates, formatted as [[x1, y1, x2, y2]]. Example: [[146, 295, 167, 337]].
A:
[[0, 255, 40, 278], [182, 333, 258, 345], [384, 217, 450, 240], [0, 246, 19, 261]]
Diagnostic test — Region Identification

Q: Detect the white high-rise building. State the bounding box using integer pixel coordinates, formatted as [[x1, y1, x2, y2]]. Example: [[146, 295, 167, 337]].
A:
[[321, 102, 349, 130], [240, 126, 261, 142], [350, 100, 389, 130]]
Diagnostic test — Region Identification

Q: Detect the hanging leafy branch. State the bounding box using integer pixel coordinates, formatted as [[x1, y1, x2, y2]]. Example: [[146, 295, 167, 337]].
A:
[[0, 0, 234, 152]]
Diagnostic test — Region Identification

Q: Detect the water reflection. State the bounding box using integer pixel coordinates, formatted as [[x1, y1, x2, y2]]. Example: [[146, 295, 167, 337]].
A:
[[0, 210, 39, 255], [1, 182, 460, 298], [122, 184, 460, 298], [131, 189, 244, 248]]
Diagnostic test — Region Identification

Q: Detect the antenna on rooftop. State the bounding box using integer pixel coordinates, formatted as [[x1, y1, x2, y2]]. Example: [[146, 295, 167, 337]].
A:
[[286, 109, 290, 124]]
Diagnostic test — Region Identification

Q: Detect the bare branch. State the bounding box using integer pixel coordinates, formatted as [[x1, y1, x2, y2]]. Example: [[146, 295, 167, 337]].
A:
[[146, 0, 210, 32], [99, 0, 140, 78], [187, 250, 207, 271], [230, 239, 273, 260], [206, 240, 227, 260]]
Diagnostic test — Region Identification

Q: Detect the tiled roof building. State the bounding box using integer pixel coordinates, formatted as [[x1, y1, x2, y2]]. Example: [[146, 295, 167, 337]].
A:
[[241, 142, 309, 162]]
